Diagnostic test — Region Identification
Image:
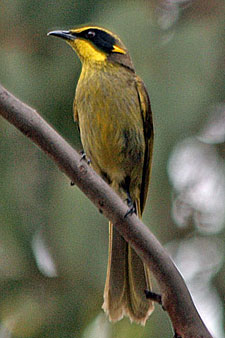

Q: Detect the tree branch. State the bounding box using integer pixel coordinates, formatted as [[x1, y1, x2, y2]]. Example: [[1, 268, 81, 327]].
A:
[[0, 84, 212, 337]]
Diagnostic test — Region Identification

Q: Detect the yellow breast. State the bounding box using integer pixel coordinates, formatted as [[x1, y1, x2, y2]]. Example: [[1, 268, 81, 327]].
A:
[[75, 62, 145, 181]]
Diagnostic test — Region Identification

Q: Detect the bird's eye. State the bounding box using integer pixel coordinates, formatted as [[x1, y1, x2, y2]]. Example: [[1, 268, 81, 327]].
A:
[[86, 30, 95, 39]]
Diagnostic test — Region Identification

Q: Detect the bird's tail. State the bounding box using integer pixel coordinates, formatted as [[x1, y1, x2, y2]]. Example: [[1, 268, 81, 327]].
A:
[[102, 200, 154, 325]]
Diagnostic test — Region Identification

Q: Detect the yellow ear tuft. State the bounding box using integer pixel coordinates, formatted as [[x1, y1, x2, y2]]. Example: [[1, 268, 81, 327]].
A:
[[112, 45, 126, 54]]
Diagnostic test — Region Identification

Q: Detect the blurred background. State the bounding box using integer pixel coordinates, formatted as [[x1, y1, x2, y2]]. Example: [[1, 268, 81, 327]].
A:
[[0, 0, 224, 337]]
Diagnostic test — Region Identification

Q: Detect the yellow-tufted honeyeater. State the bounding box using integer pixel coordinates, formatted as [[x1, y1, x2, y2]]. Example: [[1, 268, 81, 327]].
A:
[[48, 25, 154, 325]]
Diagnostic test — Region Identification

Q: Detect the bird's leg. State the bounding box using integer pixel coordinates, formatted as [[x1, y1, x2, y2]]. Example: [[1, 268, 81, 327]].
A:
[[71, 150, 91, 186], [121, 177, 136, 218]]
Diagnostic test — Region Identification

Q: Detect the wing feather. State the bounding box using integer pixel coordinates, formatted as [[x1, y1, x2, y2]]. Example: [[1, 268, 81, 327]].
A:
[[73, 99, 79, 123], [135, 76, 154, 214]]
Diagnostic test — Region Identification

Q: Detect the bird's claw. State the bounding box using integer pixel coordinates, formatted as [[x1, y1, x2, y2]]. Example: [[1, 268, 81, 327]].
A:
[[80, 150, 91, 164], [124, 204, 136, 218], [124, 194, 136, 218]]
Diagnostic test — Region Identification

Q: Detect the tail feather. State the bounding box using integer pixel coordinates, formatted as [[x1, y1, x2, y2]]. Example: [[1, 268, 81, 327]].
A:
[[127, 245, 153, 323], [102, 222, 128, 322], [102, 200, 154, 324]]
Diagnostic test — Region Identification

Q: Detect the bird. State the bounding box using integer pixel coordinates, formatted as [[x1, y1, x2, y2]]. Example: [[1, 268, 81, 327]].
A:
[[48, 25, 154, 325]]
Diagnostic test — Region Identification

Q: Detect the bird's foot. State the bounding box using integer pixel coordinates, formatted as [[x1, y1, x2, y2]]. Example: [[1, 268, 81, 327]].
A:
[[80, 150, 91, 164], [70, 150, 90, 186], [124, 206, 136, 218], [124, 196, 136, 218]]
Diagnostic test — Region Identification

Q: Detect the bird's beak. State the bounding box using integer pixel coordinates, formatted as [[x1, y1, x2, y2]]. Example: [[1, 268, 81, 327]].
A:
[[47, 30, 76, 41]]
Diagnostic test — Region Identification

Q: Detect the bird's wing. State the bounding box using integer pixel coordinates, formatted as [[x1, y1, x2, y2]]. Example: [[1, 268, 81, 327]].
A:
[[73, 98, 81, 135], [73, 99, 79, 123], [135, 76, 154, 214]]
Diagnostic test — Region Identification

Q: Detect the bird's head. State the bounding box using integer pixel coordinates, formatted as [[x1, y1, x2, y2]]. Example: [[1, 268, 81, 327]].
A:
[[48, 25, 134, 70]]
